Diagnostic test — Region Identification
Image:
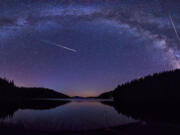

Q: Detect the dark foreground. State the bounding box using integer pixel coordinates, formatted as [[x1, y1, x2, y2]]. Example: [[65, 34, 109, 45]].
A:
[[1, 121, 180, 135]]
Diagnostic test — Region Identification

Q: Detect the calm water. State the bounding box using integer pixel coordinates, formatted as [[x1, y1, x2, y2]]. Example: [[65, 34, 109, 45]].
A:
[[0, 100, 137, 132]]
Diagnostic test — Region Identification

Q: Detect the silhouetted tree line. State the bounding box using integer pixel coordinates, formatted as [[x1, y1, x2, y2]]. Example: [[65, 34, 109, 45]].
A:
[[0, 78, 70, 119], [113, 69, 180, 103], [100, 69, 180, 123], [0, 77, 69, 100]]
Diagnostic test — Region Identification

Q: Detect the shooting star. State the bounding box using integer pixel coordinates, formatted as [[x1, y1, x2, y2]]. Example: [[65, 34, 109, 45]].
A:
[[169, 14, 180, 41], [41, 40, 77, 53]]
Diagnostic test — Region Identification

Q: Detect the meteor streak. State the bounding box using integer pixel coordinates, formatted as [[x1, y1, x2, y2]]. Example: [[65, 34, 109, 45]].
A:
[[42, 40, 77, 52], [169, 14, 180, 41]]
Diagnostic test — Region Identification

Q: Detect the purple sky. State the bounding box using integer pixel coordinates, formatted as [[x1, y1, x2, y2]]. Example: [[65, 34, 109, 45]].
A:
[[0, 0, 180, 96]]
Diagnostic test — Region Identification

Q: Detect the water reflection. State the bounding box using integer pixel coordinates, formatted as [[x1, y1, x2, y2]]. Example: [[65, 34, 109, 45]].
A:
[[0, 100, 69, 119], [0, 100, 137, 132], [102, 101, 180, 124]]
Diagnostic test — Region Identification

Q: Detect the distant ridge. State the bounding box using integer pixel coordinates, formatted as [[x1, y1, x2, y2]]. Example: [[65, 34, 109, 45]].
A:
[[98, 91, 113, 99], [0, 77, 69, 100]]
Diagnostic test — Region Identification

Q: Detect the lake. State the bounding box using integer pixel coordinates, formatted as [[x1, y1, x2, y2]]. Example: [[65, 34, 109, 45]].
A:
[[0, 99, 138, 132]]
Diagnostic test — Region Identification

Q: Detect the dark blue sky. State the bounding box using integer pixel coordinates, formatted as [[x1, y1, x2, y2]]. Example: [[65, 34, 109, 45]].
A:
[[0, 0, 180, 96]]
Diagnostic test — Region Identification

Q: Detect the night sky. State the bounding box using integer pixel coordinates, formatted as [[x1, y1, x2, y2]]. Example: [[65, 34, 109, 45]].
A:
[[0, 0, 180, 96]]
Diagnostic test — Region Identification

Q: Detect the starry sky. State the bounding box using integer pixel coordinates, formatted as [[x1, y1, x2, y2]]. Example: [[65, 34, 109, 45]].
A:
[[0, 0, 180, 96]]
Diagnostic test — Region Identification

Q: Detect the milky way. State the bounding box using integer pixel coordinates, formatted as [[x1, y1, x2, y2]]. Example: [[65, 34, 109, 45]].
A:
[[0, 0, 180, 96]]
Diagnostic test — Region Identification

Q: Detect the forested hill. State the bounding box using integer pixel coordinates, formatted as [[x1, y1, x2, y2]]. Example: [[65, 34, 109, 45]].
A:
[[99, 69, 180, 102], [113, 69, 180, 102], [0, 78, 69, 100], [100, 69, 180, 122]]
